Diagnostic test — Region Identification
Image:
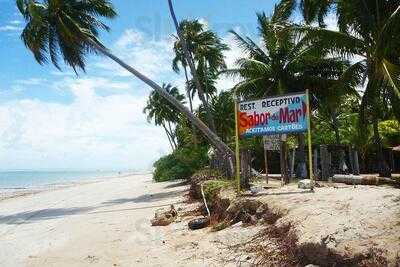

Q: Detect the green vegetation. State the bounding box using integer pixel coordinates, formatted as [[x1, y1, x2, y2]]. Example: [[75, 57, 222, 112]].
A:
[[153, 146, 208, 182], [202, 180, 231, 204], [17, 0, 399, 179], [143, 84, 186, 151]]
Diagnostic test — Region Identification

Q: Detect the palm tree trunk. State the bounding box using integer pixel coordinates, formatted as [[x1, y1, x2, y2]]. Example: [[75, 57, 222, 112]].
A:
[[184, 66, 198, 145], [163, 124, 175, 150], [373, 119, 391, 177], [167, 121, 177, 148], [89, 40, 234, 161], [331, 110, 346, 173], [204, 61, 210, 104], [167, 0, 216, 133], [183, 66, 194, 113], [331, 111, 341, 145]]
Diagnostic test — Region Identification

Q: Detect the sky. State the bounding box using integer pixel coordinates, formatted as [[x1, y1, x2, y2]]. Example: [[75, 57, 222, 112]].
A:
[[0, 0, 285, 171]]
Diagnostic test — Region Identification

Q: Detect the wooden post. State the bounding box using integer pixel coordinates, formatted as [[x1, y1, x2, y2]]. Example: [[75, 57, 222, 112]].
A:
[[390, 150, 395, 171], [264, 148, 269, 184], [280, 136, 289, 185], [290, 149, 296, 179], [280, 141, 285, 185], [348, 146, 354, 174], [328, 152, 332, 181], [313, 148, 318, 180], [320, 145, 329, 181], [353, 149, 360, 175], [305, 89, 314, 188], [284, 141, 289, 184], [234, 93, 241, 193]]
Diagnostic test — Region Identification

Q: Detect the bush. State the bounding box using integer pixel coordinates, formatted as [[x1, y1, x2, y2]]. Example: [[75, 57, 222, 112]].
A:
[[153, 146, 208, 182], [189, 168, 225, 199], [203, 180, 230, 204]]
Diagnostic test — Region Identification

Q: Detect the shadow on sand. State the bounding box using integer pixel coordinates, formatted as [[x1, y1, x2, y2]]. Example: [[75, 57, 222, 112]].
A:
[[0, 186, 188, 225], [101, 189, 186, 206], [0, 207, 94, 225]]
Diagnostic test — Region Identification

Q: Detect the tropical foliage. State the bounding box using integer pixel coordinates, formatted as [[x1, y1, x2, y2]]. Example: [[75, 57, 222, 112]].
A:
[[172, 19, 229, 129], [143, 83, 185, 150], [296, 0, 400, 176], [153, 146, 208, 182], [17, 0, 400, 180]]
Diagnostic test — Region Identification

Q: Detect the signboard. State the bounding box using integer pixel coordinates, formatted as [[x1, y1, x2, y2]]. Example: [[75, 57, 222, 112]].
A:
[[263, 135, 280, 151], [238, 93, 308, 138]]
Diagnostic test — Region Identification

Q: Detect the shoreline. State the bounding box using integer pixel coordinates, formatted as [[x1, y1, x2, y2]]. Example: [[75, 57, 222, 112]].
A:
[[0, 173, 204, 266], [0, 171, 151, 202]]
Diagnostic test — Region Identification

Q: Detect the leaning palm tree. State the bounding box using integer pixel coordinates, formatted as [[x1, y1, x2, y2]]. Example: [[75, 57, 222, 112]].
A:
[[16, 0, 234, 164], [143, 83, 185, 150], [297, 0, 400, 176], [224, 3, 350, 178]]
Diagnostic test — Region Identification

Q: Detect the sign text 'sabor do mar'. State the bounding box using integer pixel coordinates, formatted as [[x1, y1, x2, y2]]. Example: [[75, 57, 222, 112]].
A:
[[238, 92, 308, 138]]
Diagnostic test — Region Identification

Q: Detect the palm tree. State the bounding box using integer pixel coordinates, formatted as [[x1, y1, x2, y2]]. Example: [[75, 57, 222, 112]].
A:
[[187, 64, 218, 103], [16, 0, 234, 164], [297, 0, 400, 176], [172, 20, 198, 114], [198, 91, 235, 143], [169, 15, 229, 132], [143, 83, 185, 150], [224, 2, 350, 178]]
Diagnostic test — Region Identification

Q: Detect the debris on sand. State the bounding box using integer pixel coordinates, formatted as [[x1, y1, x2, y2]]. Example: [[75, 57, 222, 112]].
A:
[[298, 179, 314, 189], [211, 198, 282, 231], [188, 217, 209, 230], [151, 205, 177, 226]]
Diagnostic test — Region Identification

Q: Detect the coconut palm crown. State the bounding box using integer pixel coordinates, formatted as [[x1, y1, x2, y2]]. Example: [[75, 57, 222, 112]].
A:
[[17, 0, 116, 72]]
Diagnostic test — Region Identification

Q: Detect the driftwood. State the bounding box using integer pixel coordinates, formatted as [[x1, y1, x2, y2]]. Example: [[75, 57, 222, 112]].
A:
[[332, 175, 399, 186], [151, 205, 177, 226]]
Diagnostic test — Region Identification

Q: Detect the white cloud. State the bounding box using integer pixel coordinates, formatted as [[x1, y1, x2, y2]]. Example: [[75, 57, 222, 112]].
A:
[[16, 78, 47, 86], [115, 29, 144, 48], [0, 77, 170, 170], [0, 25, 22, 32], [96, 29, 175, 79], [9, 20, 22, 25]]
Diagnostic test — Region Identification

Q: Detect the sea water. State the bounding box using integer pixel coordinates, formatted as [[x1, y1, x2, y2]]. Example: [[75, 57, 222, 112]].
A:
[[0, 170, 124, 189]]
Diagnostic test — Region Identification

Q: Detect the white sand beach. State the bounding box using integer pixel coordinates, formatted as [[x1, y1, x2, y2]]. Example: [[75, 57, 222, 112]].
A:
[[0, 174, 227, 267], [2, 173, 400, 266]]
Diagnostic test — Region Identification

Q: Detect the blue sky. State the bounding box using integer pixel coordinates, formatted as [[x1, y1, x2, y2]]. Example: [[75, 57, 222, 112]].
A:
[[0, 0, 280, 171]]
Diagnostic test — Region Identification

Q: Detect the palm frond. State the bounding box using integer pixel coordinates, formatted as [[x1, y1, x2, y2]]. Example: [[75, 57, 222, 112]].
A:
[[271, 0, 296, 23], [382, 59, 400, 99], [18, 0, 116, 72], [295, 25, 366, 57], [229, 29, 267, 62]]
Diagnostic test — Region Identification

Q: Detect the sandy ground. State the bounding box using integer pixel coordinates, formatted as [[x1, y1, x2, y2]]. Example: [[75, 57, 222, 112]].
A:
[[0, 174, 254, 267], [2, 174, 399, 266], [251, 180, 400, 262]]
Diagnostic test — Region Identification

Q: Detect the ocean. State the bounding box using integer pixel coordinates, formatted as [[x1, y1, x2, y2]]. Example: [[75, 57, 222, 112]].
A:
[[0, 170, 126, 189]]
